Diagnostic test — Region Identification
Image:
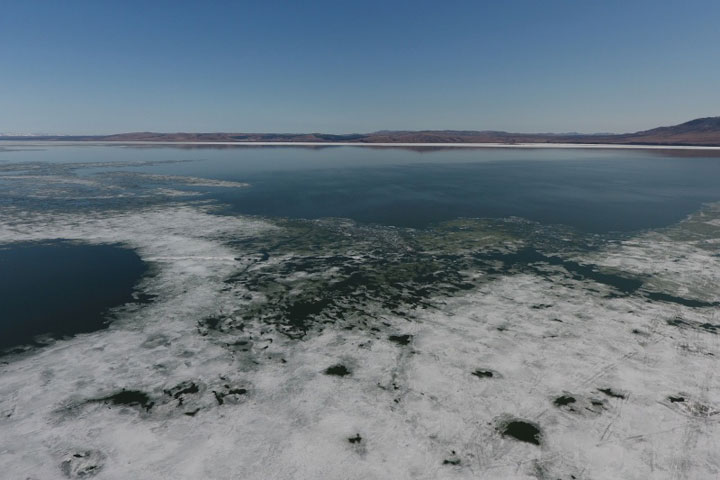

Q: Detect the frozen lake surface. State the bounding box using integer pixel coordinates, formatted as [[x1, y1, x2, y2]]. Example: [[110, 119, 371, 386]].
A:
[[1, 144, 719, 479]]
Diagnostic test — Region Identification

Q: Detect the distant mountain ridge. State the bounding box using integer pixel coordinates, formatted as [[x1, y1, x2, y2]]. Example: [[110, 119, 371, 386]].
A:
[[2, 117, 720, 146]]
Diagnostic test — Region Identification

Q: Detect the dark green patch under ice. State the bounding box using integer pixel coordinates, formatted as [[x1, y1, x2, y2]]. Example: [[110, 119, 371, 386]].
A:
[[193, 214, 718, 344]]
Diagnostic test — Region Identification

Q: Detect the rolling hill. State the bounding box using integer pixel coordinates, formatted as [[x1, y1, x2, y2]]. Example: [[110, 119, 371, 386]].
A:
[[2, 117, 720, 146]]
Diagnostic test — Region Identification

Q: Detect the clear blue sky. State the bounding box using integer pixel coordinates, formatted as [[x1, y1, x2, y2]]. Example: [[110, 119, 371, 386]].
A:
[[1, 0, 719, 134]]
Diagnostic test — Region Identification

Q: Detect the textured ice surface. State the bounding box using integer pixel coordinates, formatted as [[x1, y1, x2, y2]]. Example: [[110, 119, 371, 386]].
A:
[[1, 160, 719, 479]]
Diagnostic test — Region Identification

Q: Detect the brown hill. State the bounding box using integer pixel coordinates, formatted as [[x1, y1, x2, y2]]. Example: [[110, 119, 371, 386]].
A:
[[615, 117, 720, 145], [2, 117, 720, 146]]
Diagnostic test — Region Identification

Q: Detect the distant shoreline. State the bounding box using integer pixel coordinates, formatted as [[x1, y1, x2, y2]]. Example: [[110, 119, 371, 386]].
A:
[[2, 140, 720, 150], [3, 117, 720, 147]]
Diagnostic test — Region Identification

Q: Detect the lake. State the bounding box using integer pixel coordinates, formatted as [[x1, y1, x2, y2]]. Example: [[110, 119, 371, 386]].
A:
[[4, 144, 720, 232], [1, 143, 719, 479]]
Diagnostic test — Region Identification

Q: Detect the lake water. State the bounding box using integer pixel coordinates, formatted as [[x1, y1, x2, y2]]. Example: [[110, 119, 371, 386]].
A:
[[1, 143, 720, 479], [4, 145, 720, 232], [0, 241, 147, 352]]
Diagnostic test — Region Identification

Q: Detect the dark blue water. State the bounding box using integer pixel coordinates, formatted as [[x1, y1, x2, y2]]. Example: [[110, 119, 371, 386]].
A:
[[5, 144, 720, 232], [212, 159, 720, 231], [65, 145, 720, 232], [0, 241, 148, 352]]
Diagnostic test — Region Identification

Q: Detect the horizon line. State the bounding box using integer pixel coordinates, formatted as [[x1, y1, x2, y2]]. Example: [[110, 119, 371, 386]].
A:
[[1, 115, 718, 138]]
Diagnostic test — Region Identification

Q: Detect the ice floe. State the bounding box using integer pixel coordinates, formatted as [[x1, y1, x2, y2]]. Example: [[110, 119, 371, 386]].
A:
[[1, 161, 719, 479]]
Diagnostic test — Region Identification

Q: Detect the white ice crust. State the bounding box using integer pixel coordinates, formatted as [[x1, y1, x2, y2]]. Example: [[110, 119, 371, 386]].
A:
[[1, 193, 719, 479]]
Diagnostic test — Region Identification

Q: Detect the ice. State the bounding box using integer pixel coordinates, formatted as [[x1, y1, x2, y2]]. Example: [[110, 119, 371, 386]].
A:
[[1, 170, 719, 478]]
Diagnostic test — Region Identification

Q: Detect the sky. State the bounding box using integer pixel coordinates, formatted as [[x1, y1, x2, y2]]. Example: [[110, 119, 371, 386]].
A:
[[1, 0, 719, 134]]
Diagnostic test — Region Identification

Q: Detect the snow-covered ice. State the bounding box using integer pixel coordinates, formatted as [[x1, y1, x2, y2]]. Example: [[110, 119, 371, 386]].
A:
[[1, 154, 719, 479]]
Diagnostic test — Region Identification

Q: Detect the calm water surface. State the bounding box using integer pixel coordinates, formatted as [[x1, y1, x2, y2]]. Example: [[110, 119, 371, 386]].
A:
[[46, 145, 720, 232], [0, 241, 147, 352]]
